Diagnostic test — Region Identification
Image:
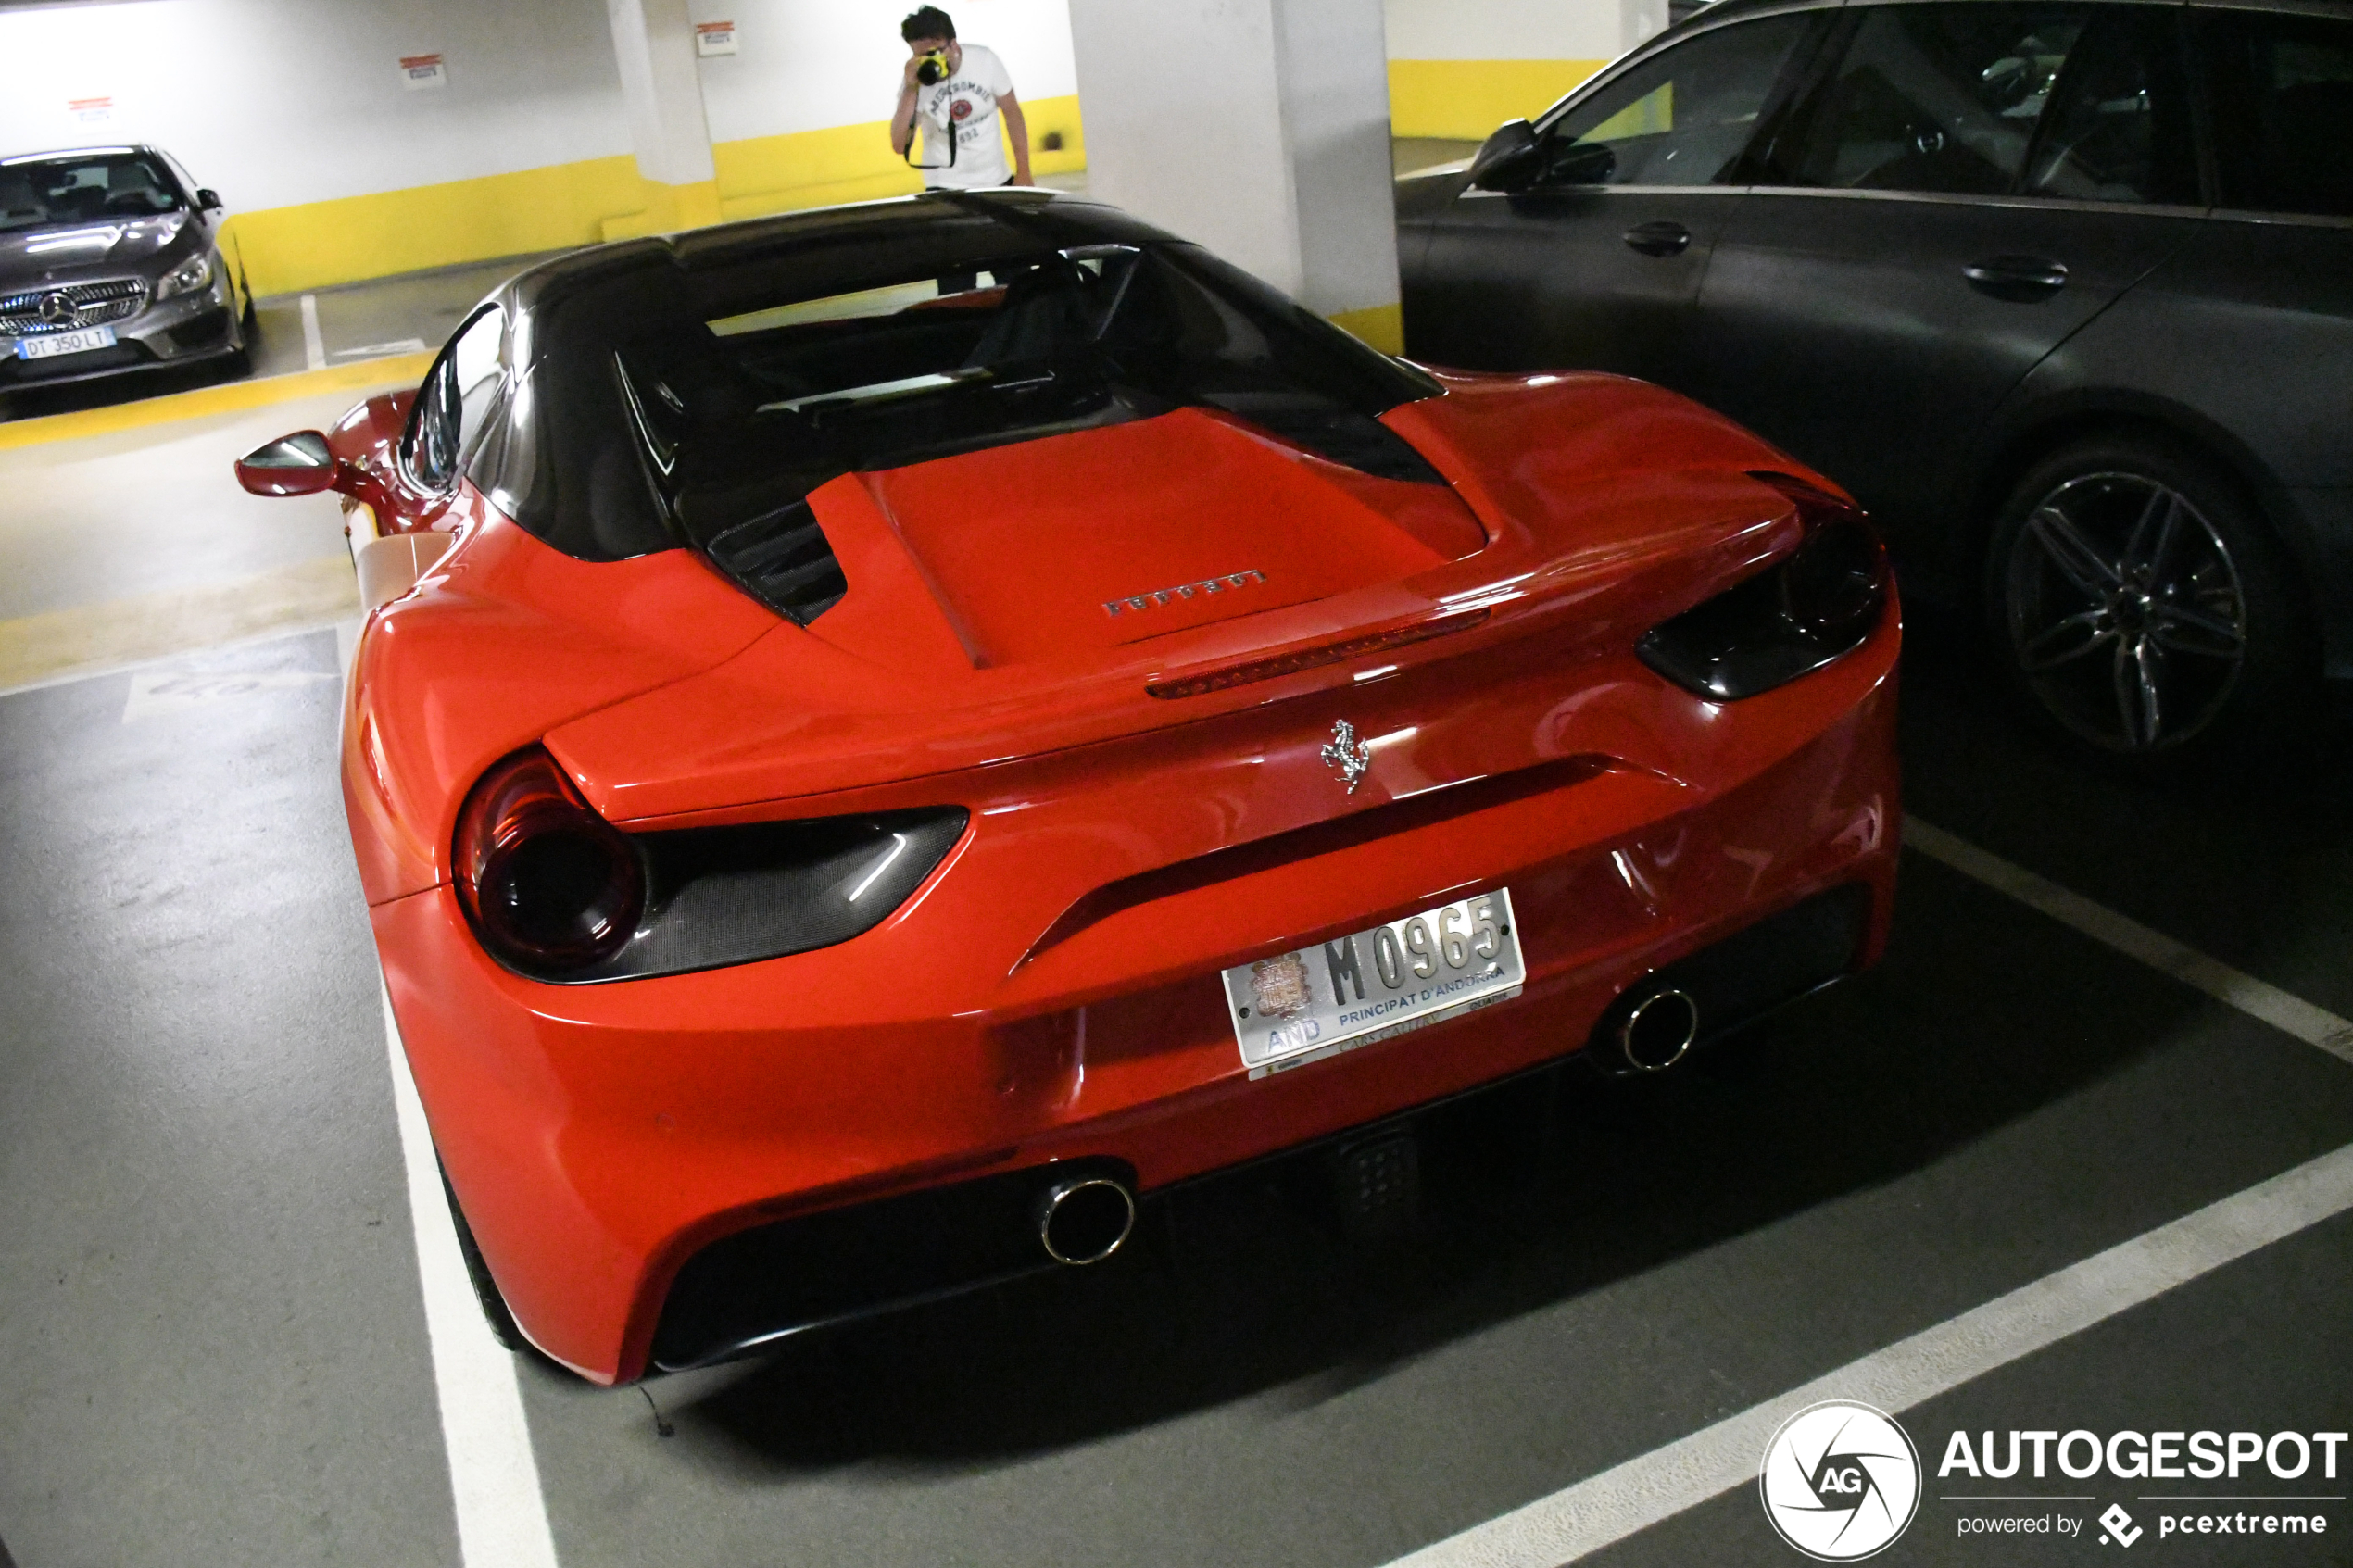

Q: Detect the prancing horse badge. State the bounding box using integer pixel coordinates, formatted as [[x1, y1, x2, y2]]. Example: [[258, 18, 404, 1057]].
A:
[[1321, 720, 1372, 795]]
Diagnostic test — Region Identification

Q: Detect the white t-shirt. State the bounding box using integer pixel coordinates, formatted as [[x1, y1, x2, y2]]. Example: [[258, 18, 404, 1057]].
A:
[[905, 43, 1015, 189]]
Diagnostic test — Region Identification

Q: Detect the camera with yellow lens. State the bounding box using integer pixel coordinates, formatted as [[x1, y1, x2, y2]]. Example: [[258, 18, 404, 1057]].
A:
[[914, 49, 950, 85]]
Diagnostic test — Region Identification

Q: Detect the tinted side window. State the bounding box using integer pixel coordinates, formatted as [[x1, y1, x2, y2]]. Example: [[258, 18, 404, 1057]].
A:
[[1787, 5, 2089, 194], [2205, 9, 2353, 218], [407, 306, 506, 492], [2019, 7, 2196, 204], [161, 151, 202, 207], [1531, 15, 1815, 188]]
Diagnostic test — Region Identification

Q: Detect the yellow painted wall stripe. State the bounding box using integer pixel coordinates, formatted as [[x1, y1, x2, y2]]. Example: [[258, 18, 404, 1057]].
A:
[[1328, 302, 1404, 357], [221, 95, 1089, 298], [717, 94, 1086, 222], [715, 121, 925, 223], [1388, 58, 1607, 141], [600, 179, 724, 243], [0, 351, 434, 453], [222, 160, 647, 300]]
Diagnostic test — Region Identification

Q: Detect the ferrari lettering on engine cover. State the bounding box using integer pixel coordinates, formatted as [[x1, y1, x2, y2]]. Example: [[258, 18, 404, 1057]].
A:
[[1102, 568, 1265, 617]]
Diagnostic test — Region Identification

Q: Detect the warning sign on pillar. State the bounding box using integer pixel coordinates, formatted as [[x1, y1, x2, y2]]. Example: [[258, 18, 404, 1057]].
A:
[[398, 54, 448, 91], [695, 21, 737, 56], [66, 96, 114, 125]]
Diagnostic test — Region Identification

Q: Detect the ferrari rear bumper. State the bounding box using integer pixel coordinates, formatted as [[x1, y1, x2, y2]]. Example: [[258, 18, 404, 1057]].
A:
[[371, 638, 1900, 1383], [644, 878, 1872, 1374]]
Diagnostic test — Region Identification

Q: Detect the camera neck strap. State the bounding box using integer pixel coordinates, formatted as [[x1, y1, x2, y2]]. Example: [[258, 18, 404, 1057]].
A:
[[904, 87, 961, 172]]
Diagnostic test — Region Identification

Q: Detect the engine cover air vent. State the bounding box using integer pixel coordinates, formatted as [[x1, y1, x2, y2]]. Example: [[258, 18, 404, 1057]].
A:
[[1202, 389, 1447, 485], [703, 499, 849, 625]]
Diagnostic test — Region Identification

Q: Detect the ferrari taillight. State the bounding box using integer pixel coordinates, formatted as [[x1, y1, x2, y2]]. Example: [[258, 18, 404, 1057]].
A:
[[1761, 473, 1887, 646], [454, 746, 646, 975], [1636, 472, 1891, 701]]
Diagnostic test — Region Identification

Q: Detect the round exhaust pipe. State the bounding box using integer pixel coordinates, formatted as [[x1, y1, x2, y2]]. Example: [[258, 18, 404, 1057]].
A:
[[1617, 987, 1699, 1073], [1035, 1175, 1137, 1266]]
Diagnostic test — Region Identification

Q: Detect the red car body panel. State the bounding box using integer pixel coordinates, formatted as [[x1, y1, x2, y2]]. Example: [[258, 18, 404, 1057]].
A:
[[540, 383, 1815, 824], [339, 364, 1901, 1383]]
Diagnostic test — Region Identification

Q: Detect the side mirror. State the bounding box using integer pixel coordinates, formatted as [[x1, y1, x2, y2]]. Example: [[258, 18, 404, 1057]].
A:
[[235, 430, 339, 497], [1546, 140, 1617, 187], [196, 187, 224, 212], [1468, 119, 1541, 191]]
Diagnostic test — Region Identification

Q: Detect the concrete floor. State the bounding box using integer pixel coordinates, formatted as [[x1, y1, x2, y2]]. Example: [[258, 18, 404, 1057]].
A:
[[0, 394, 349, 621], [246, 255, 562, 381], [2, 195, 2351, 1567]]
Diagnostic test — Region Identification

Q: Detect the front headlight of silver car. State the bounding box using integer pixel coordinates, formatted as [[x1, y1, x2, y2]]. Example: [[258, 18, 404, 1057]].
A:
[[156, 250, 216, 300]]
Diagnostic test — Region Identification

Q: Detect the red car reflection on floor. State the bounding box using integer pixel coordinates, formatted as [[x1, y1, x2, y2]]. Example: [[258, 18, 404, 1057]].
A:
[[236, 191, 1898, 1385]]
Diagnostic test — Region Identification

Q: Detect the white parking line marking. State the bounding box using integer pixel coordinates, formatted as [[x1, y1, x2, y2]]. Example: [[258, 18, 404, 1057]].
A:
[[120, 667, 333, 722], [332, 336, 428, 358], [1386, 1142, 2353, 1568], [383, 986, 561, 1568], [1906, 816, 2353, 1066], [299, 294, 326, 371]]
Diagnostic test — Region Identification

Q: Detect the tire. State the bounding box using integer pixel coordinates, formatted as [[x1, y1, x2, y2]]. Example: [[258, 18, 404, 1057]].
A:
[[223, 303, 255, 381], [1983, 435, 2314, 759], [440, 1163, 528, 1352]]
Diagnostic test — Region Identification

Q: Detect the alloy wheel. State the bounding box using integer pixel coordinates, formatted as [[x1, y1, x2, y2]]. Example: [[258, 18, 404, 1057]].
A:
[[2002, 471, 2248, 752]]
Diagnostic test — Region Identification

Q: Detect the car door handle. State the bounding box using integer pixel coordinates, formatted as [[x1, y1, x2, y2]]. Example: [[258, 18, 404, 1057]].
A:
[[1962, 256, 2070, 296], [1622, 220, 1692, 257]]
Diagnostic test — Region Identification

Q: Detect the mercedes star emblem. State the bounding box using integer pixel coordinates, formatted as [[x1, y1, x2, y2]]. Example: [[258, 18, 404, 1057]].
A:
[[37, 292, 78, 327]]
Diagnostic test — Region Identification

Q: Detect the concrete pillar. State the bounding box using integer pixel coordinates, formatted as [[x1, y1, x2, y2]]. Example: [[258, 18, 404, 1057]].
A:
[[603, 0, 721, 238], [1385, 0, 1660, 142], [1068, 0, 1403, 353]]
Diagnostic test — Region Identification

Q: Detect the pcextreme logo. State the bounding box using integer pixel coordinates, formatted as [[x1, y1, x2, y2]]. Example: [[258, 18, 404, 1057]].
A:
[[1759, 1401, 1924, 1561]]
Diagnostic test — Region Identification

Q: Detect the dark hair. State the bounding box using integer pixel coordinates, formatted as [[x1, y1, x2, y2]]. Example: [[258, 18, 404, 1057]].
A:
[[900, 6, 954, 43]]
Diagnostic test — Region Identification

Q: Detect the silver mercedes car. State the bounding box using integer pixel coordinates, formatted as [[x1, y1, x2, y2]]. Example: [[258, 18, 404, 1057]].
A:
[[1, 144, 252, 395]]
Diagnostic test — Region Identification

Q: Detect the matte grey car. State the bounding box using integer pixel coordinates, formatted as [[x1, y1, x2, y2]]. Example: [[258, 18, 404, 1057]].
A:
[[1, 143, 251, 395], [1400, 0, 2353, 759]]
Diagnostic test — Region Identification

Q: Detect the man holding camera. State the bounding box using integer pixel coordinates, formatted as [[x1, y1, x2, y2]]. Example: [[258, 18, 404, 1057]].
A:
[[890, 6, 1035, 190]]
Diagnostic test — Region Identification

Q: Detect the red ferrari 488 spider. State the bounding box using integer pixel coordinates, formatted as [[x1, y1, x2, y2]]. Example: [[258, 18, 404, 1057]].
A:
[[237, 190, 1898, 1385]]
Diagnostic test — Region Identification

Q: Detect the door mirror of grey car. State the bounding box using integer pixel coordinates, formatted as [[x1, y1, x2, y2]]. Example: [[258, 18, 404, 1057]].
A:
[[1468, 119, 1541, 190], [1541, 140, 1617, 187], [196, 187, 223, 211], [235, 431, 340, 497]]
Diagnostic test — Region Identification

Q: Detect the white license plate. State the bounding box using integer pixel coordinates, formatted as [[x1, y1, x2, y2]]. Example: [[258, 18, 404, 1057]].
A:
[[1222, 889, 1524, 1077], [19, 326, 117, 360]]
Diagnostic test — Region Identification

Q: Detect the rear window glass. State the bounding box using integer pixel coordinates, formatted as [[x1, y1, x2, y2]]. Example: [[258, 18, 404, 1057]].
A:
[[0, 151, 184, 232], [2017, 6, 2196, 205], [487, 236, 1441, 562], [1786, 5, 2090, 194], [2205, 9, 2353, 218]]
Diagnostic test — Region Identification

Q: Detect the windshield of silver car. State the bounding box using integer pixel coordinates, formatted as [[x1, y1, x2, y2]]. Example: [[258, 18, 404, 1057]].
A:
[[0, 151, 185, 232]]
